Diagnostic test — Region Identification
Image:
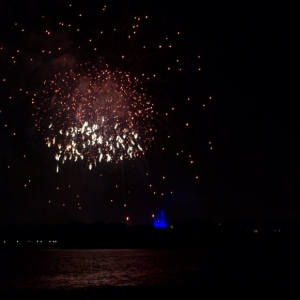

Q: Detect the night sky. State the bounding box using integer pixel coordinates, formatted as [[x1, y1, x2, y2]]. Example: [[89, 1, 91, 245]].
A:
[[0, 0, 298, 224]]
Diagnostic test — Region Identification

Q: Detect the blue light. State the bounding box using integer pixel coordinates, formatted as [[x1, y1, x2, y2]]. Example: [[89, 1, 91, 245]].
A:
[[153, 210, 168, 228]]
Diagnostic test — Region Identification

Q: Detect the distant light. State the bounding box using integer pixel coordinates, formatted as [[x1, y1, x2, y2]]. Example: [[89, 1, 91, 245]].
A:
[[154, 210, 168, 228]]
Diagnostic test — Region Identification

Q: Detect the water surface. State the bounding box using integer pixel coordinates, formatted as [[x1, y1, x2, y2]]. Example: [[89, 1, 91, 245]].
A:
[[0, 249, 203, 290]]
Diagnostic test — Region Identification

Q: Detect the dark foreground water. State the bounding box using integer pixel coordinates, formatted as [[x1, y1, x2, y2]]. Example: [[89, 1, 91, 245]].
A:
[[0, 246, 299, 298], [0, 249, 203, 289]]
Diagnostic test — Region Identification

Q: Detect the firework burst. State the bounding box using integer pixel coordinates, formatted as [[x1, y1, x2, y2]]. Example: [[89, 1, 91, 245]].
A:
[[33, 61, 155, 171]]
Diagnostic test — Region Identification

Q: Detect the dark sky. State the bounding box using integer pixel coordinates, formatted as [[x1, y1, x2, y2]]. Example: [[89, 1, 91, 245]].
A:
[[0, 0, 298, 224]]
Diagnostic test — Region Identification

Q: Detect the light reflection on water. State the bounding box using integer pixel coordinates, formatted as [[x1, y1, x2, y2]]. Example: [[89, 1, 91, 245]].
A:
[[0, 249, 203, 289]]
